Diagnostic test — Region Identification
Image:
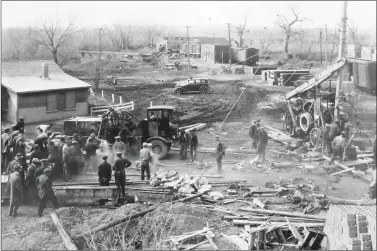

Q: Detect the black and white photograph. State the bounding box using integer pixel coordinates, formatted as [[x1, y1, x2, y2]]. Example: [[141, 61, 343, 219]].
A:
[[1, 1, 376, 250]]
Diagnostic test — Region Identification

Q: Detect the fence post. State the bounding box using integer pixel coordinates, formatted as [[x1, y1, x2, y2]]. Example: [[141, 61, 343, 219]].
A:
[[101, 90, 104, 98], [150, 101, 153, 107], [119, 96, 123, 104], [112, 94, 115, 103], [131, 101, 134, 110]]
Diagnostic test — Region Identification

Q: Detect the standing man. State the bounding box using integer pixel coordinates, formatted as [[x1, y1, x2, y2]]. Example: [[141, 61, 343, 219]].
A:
[[84, 137, 100, 173], [28, 144, 44, 164], [6, 153, 23, 174], [179, 129, 188, 160], [140, 143, 152, 181], [248, 120, 257, 149], [62, 139, 72, 181], [321, 124, 331, 155], [2, 128, 12, 173], [113, 136, 127, 158], [54, 137, 65, 179], [8, 165, 23, 217], [68, 141, 83, 176], [13, 117, 25, 132], [255, 122, 268, 163], [35, 159, 49, 179], [36, 168, 59, 217], [98, 156, 112, 186], [113, 152, 132, 199], [26, 158, 40, 205], [215, 136, 226, 174], [87, 133, 101, 146], [330, 131, 347, 164], [329, 120, 342, 153], [189, 129, 199, 162]]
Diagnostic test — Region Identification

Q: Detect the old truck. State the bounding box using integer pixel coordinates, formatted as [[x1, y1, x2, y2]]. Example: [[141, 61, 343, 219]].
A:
[[282, 58, 349, 146], [63, 105, 179, 159]]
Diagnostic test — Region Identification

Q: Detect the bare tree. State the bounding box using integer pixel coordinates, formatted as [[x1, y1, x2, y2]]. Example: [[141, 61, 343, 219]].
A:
[[6, 28, 25, 60], [142, 25, 163, 50], [276, 7, 308, 60], [349, 25, 362, 58], [107, 24, 134, 51], [236, 16, 248, 48], [34, 18, 77, 66]]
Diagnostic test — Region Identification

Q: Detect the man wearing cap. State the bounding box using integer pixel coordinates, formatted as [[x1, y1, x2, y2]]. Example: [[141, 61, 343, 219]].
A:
[[35, 159, 49, 179], [87, 133, 101, 147], [8, 165, 23, 217], [179, 129, 188, 160], [113, 152, 132, 198], [140, 143, 152, 180], [330, 131, 347, 164], [321, 124, 331, 155], [255, 122, 268, 163], [188, 129, 199, 162], [26, 158, 40, 204], [2, 128, 11, 172], [36, 168, 59, 217], [28, 144, 44, 165], [98, 156, 112, 186], [215, 136, 226, 174], [329, 120, 342, 151], [54, 137, 65, 179], [84, 137, 100, 173], [113, 136, 126, 158]]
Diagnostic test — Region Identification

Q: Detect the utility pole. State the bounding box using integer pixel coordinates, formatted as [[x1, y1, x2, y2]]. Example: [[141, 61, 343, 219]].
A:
[[319, 28, 323, 64], [185, 26, 190, 68], [95, 28, 103, 89], [226, 23, 232, 64], [324, 25, 328, 67], [334, 1, 348, 121]]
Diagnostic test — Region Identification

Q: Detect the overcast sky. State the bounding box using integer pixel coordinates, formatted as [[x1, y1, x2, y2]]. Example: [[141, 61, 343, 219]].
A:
[[2, 1, 376, 31]]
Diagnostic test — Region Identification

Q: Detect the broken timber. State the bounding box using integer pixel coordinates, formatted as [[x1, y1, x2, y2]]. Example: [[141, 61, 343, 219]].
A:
[[73, 192, 204, 239], [239, 208, 326, 220], [50, 213, 78, 250], [322, 155, 371, 182]]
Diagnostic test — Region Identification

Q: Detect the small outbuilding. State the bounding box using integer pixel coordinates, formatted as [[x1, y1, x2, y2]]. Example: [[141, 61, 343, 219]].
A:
[[1, 60, 92, 124]]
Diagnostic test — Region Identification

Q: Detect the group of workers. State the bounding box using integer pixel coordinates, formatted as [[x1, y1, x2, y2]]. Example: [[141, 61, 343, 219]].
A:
[[178, 128, 199, 162], [249, 119, 269, 163]]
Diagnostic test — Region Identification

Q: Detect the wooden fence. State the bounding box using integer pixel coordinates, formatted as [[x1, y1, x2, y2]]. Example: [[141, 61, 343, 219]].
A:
[[89, 88, 135, 116]]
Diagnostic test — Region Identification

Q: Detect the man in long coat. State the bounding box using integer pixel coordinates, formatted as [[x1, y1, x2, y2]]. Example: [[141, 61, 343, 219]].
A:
[[8, 165, 23, 217]]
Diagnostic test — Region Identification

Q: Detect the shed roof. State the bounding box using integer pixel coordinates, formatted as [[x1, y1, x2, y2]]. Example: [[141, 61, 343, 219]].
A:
[[147, 105, 175, 110], [2, 60, 91, 94]]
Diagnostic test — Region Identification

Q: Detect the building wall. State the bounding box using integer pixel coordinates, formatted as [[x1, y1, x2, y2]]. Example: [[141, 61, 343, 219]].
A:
[[201, 44, 215, 62], [18, 102, 88, 123], [3, 91, 18, 124], [352, 61, 376, 91]]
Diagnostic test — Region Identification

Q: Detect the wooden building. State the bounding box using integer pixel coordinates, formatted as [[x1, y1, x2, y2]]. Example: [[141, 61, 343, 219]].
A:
[[1, 60, 91, 124]]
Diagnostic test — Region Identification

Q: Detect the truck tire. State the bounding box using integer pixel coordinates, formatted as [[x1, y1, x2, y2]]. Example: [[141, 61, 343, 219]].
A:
[[149, 139, 169, 160], [199, 86, 208, 93]]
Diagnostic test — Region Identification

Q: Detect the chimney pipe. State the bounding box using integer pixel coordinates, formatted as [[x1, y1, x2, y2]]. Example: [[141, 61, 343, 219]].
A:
[[42, 63, 49, 79]]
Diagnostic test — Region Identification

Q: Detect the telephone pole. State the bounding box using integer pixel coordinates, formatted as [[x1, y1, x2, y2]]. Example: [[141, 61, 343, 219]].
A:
[[95, 28, 103, 89], [319, 28, 323, 64], [334, 1, 348, 121], [185, 26, 190, 68], [226, 23, 232, 64], [324, 25, 328, 67]]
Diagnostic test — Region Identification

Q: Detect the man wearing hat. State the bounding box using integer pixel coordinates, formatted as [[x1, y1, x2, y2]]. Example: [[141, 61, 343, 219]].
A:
[[179, 129, 188, 160], [8, 164, 23, 217], [26, 158, 40, 204], [321, 124, 331, 155], [28, 144, 44, 165], [87, 133, 101, 147], [329, 120, 342, 150], [98, 156, 112, 186], [13, 117, 25, 132], [330, 131, 347, 164], [35, 159, 49, 179], [188, 129, 199, 162], [1, 128, 11, 172], [248, 120, 259, 150], [36, 168, 59, 217], [6, 153, 23, 174], [113, 152, 132, 199], [113, 136, 126, 158], [140, 143, 152, 180], [255, 122, 268, 163], [62, 138, 72, 181], [215, 136, 226, 173], [68, 140, 83, 176]]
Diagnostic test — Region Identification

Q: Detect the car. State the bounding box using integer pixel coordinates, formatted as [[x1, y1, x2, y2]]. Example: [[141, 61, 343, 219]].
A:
[[174, 78, 210, 94], [165, 64, 176, 70]]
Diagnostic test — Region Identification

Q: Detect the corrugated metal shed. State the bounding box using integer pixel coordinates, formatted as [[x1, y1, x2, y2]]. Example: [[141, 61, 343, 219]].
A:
[[2, 60, 91, 94]]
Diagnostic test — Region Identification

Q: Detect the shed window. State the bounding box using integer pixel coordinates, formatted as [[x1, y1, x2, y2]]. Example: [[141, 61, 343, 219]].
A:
[[75, 90, 87, 103], [47, 94, 57, 112], [65, 91, 75, 109]]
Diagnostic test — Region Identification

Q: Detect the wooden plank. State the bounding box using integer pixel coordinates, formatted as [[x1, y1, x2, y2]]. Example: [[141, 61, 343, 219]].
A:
[[183, 240, 209, 250], [233, 220, 324, 228], [221, 233, 249, 250], [50, 213, 78, 250], [285, 217, 303, 242], [205, 233, 218, 250], [330, 167, 355, 176], [238, 208, 326, 220]]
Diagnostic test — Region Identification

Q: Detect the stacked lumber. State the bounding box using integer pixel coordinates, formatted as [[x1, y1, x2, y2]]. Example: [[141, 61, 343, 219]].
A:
[[323, 205, 376, 250]]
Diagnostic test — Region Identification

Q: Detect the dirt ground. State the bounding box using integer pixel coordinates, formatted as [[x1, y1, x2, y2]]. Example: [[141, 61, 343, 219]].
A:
[[2, 56, 375, 250]]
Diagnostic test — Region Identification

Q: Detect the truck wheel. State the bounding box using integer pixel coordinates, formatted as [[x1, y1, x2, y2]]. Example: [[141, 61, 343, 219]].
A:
[[199, 86, 208, 93], [149, 139, 169, 160], [175, 88, 181, 93]]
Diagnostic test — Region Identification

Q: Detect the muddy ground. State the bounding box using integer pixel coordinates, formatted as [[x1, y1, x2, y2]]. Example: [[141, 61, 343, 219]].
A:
[[2, 57, 376, 250]]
